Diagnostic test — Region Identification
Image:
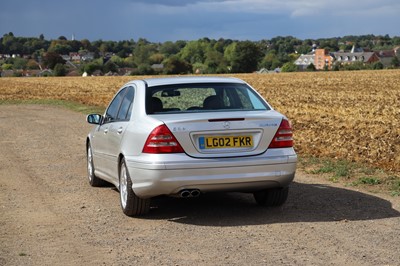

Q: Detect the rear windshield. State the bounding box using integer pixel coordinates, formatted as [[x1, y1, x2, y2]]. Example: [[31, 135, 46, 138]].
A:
[[146, 83, 270, 114]]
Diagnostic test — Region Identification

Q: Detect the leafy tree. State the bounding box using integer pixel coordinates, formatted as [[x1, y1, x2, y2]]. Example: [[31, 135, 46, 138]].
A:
[[393, 37, 400, 45], [131, 64, 154, 75], [204, 49, 227, 73], [103, 61, 118, 73], [332, 62, 341, 71], [1, 63, 13, 70], [281, 62, 297, 72], [80, 39, 92, 51], [53, 63, 67, 76], [179, 40, 208, 64], [99, 42, 110, 55], [149, 53, 165, 64], [160, 41, 180, 56], [48, 41, 72, 54], [306, 63, 316, 71], [192, 62, 206, 74], [372, 61, 384, 70], [223, 42, 237, 70], [259, 51, 281, 70], [110, 55, 124, 66], [296, 44, 312, 54], [213, 38, 229, 53], [123, 56, 137, 68], [12, 57, 28, 70], [27, 59, 40, 69], [83, 61, 102, 75], [230, 41, 262, 73], [42, 52, 65, 69], [133, 42, 157, 66], [391, 56, 399, 67], [163, 55, 192, 74], [342, 61, 367, 71]]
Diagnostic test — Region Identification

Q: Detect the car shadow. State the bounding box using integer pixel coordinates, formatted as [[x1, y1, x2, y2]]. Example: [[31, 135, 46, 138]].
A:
[[141, 181, 400, 226]]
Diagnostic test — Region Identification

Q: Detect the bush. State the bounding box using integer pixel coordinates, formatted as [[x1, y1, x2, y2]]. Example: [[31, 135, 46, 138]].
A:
[[281, 62, 297, 72], [54, 64, 67, 76], [372, 61, 384, 70]]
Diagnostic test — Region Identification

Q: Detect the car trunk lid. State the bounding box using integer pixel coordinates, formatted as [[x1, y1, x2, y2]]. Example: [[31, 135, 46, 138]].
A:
[[155, 111, 284, 158]]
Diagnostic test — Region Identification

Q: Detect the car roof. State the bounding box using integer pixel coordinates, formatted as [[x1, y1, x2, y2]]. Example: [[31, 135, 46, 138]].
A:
[[141, 76, 246, 87]]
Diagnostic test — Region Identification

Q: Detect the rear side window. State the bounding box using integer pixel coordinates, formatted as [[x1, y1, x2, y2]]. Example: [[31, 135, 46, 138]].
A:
[[146, 83, 269, 114], [105, 88, 126, 123], [104, 86, 135, 123], [117, 86, 135, 120]]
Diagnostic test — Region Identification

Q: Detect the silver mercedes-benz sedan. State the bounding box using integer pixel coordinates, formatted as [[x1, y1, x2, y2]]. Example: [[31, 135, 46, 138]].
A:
[[86, 77, 297, 216]]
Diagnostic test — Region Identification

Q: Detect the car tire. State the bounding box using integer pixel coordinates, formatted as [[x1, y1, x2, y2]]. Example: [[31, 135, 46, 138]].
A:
[[119, 159, 150, 216], [253, 187, 289, 207], [87, 143, 106, 187]]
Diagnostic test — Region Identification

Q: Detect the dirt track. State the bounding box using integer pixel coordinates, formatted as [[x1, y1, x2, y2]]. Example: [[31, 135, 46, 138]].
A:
[[1, 104, 399, 266]]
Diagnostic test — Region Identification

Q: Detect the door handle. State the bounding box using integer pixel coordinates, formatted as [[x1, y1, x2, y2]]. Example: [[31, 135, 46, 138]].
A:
[[117, 127, 123, 134], [104, 128, 108, 134]]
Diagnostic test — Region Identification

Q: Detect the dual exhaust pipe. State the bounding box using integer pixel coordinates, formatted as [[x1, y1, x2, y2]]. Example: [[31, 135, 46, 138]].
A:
[[179, 189, 201, 198]]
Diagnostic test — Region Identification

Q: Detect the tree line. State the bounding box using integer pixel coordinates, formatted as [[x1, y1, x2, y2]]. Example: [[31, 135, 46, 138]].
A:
[[1, 32, 399, 76]]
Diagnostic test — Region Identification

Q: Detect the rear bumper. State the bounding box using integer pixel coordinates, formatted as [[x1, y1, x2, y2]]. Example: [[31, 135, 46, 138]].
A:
[[125, 148, 297, 198]]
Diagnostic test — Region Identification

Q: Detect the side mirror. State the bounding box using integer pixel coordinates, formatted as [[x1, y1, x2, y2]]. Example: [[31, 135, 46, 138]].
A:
[[86, 114, 102, 125]]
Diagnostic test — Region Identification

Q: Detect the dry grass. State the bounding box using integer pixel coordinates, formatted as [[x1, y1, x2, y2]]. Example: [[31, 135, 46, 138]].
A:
[[1, 70, 399, 174]]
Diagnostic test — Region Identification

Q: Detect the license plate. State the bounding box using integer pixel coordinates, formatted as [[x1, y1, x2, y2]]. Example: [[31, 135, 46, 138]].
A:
[[199, 136, 253, 149]]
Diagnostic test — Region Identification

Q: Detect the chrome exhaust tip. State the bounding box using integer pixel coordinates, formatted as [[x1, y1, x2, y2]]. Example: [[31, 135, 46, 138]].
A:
[[180, 190, 191, 198], [179, 189, 201, 198], [190, 189, 200, 197]]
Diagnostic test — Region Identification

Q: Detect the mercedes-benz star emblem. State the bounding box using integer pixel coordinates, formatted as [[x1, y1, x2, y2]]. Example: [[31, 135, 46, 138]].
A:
[[223, 121, 230, 129]]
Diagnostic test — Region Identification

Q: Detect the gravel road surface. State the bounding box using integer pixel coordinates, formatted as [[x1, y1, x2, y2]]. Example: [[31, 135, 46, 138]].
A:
[[1, 105, 399, 266]]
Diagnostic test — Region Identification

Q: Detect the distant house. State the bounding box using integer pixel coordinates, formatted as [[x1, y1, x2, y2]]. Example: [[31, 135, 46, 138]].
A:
[[81, 52, 94, 61], [1, 70, 15, 77], [23, 70, 41, 77], [61, 54, 71, 61], [333, 51, 379, 65], [70, 52, 81, 61], [63, 52, 94, 63], [257, 68, 281, 73], [315, 49, 334, 70], [395, 46, 400, 57], [375, 48, 400, 67], [294, 54, 315, 70], [293, 46, 383, 71], [294, 49, 333, 70], [0, 54, 11, 59]]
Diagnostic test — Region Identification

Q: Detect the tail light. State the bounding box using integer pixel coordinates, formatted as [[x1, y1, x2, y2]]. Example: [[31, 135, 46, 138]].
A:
[[268, 119, 293, 148], [142, 124, 184, 153]]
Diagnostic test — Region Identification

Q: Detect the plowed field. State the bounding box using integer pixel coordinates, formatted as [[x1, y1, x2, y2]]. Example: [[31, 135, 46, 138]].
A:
[[1, 70, 399, 173]]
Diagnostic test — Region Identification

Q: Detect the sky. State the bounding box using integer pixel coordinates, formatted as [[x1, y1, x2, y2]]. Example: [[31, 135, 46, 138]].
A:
[[1, 0, 399, 42]]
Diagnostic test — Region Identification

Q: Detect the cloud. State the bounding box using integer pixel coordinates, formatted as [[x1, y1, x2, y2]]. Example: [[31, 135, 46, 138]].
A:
[[135, 0, 400, 18], [128, 0, 224, 7], [1, 0, 399, 42]]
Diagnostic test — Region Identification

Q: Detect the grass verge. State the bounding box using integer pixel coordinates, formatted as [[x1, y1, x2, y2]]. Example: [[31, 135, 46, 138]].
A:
[[299, 156, 400, 196], [0, 99, 105, 114]]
